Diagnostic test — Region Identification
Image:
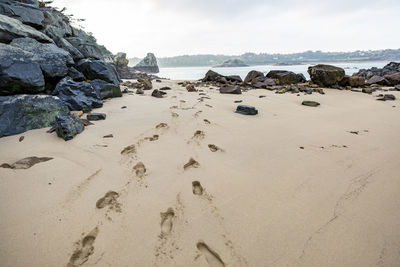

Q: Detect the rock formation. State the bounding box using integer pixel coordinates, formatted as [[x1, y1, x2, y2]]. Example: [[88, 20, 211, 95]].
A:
[[132, 53, 159, 73]]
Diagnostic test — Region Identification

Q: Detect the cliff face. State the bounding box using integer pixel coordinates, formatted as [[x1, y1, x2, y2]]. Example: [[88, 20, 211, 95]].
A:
[[0, 0, 122, 138], [132, 53, 159, 73]]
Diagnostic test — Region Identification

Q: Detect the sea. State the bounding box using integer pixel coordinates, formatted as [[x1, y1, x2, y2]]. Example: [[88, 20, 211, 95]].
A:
[[157, 61, 389, 80]]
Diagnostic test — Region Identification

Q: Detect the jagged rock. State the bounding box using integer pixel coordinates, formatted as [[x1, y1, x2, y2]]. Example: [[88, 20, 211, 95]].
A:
[[0, 94, 69, 137], [186, 84, 196, 92], [384, 72, 400, 85], [226, 75, 243, 83], [90, 79, 122, 99], [202, 70, 224, 82], [354, 62, 400, 79], [54, 114, 84, 141], [0, 0, 44, 29], [10, 37, 73, 78], [132, 52, 159, 73], [87, 113, 106, 121], [43, 26, 83, 61], [302, 100, 320, 107], [76, 58, 120, 85], [339, 75, 365, 87], [235, 105, 258, 115], [151, 89, 166, 98], [67, 67, 85, 81], [220, 85, 242, 94], [0, 43, 44, 95], [266, 70, 306, 85], [244, 70, 264, 84], [41, 8, 72, 37], [0, 13, 52, 43], [308, 64, 345, 87], [52, 77, 103, 112], [365, 75, 390, 86], [138, 78, 152, 90]]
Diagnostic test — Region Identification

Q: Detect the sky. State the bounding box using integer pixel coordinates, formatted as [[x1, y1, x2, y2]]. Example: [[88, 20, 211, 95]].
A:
[[53, 0, 400, 58]]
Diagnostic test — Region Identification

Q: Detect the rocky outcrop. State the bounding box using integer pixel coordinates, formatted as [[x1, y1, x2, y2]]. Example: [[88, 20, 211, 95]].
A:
[[90, 79, 122, 99], [0, 0, 44, 29], [52, 77, 103, 112], [76, 58, 120, 86], [266, 70, 306, 85], [54, 114, 84, 141], [215, 59, 248, 68], [132, 53, 159, 73], [353, 62, 400, 79], [308, 64, 345, 87], [244, 70, 264, 84], [0, 94, 69, 137]]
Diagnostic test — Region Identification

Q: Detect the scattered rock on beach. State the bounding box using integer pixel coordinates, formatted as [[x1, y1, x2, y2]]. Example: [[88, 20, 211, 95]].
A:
[[235, 105, 258, 115], [55, 114, 84, 141], [244, 70, 264, 84], [377, 94, 396, 101], [302, 100, 320, 107], [308, 64, 345, 87], [87, 113, 106, 121], [266, 70, 306, 85], [220, 85, 242, 94], [186, 84, 197, 92], [0, 156, 53, 169], [151, 89, 166, 98]]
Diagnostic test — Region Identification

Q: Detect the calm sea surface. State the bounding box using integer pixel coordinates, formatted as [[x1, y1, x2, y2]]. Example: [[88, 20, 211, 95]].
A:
[[157, 62, 389, 80]]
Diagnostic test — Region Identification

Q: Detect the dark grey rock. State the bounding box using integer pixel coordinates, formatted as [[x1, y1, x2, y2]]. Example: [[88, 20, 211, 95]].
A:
[[202, 70, 224, 82], [220, 85, 242, 94], [339, 75, 365, 87], [0, 13, 52, 43], [55, 114, 84, 141], [366, 75, 390, 86], [87, 113, 106, 121], [235, 105, 258, 115], [52, 77, 102, 112], [132, 52, 159, 73], [0, 94, 69, 137], [76, 58, 120, 86], [67, 67, 85, 81], [308, 64, 345, 87], [226, 75, 243, 83], [43, 26, 83, 61], [302, 100, 320, 107], [0, 0, 44, 29], [362, 88, 375, 94], [354, 62, 400, 79], [384, 72, 400, 85], [0, 43, 45, 95], [90, 79, 122, 99], [266, 70, 306, 85], [159, 86, 171, 91], [151, 89, 166, 98], [244, 70, 264, 84], [377, 94, 396, 101]]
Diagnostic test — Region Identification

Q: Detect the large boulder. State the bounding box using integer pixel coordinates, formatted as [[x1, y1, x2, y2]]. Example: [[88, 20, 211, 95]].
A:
[[43, 26, 83, 61], [10, 37, 73, 78], [244, 70, 264, 84], [41, 8, 72, 37], [365, 75, 390, 86], [52, 77, 103, 112], [132, 52, 159, 73], [219, 85, 242, 94], [67, 67, 85, 82], [266, 70, 306, 85], [339, 75, 365, 87], [0, 0, 44, 29], [202, 70, 224, 82], [90, 79, 122, 99], [76, 58, 120, 85], [0, 94, 69, 137], [0, 43, 45, 95], [384, 72, 400, 85], [54, 114, 84, 141], [308, 64, 345, 87], [0, 13, 52, 43]]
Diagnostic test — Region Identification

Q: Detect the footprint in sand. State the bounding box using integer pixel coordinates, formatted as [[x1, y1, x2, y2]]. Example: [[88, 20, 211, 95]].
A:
[[180, 100, 186, 103], [171, 112, 179, 118], [204, 119, 211, 124], [156, 123, 168, 129], [170, 105, 178, 109], [144, 135, 159, 141], [184, 158, 200, 170], [193, 130, 205, 139], [194, 111, 203, 117], [133, 162, 146, 178], [205, 104, 213, 108], [208, 144, 224, 152], [96, 191, 121, 212], [192, 181, 204, 195], [160, 208, 175, 235], [196, 242, 225, 267], [121, 144, 136, 155], [68, 227, 99, 267]]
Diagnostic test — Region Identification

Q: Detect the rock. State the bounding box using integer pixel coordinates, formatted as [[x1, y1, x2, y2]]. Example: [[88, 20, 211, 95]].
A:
[[138, 78, 152, 90], [70, 110, 83, 117], [266, 70, 306, 85], [395, 85, 400, 91], [235, 105, 258, 115], [52, 77, 103, 112], [55, 114, 84, 141], [219, 85, 242, 94], [0, 13, 52, 43], [384, 72, 400, 85], [10, 37, 73, 78], [90, 79, 122, 99], [214, 59, 248, 67], [226, 75, 243, 83], [377, 94, 396, 101], [132, 52, 159, 73], [362, 88, 375, 94], [136, 89, 144, 95], [0, 94, 69, 137], [366, 75, 390, 86], [113, 52, 134, 79], [0, 0, 44, 29], [159, 86, 171, 91], [354, 62, 400, 78], [67, 67, 85, 81], [0, 156, 53, 169], [244, 70, 264, 84], [308, 64, 345, 87], [302, 100, 320, 107], [87, 113, 106, 121], [151, 89, 165, 98], [41, 8, 73, 37], [43, 26, 83, 61], [0, 43, 44, 95], [186, 84, 197, 92], [339, 75, 365, 87], [76, 58, 120, 86], [103, 134, 113, 138], [202, 70, 224, 82]]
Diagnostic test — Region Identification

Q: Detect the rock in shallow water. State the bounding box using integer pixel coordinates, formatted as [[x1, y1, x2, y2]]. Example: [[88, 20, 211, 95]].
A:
[[0, 94, 69, 137], [55, 114, 84, 141]]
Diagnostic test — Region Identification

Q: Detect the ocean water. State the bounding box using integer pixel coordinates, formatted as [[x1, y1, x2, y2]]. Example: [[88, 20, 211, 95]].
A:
[[157, 62, 389, 80]]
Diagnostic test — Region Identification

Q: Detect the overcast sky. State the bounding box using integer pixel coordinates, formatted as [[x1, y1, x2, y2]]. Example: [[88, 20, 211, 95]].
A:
[[53, 0, 400, 58]]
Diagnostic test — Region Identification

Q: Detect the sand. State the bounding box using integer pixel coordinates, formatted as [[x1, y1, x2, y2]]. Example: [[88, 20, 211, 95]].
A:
[[0, 80, 400, 266]]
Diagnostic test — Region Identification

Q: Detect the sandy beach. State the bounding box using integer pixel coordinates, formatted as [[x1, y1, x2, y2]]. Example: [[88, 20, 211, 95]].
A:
[[1, 80, 400, 266]]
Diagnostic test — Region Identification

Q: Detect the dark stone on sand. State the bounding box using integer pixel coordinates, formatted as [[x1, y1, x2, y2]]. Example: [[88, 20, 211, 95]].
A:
[[76, 58, 120, 86], [0, 156, 53, 169], [186, 84, 197, 92], [308, 64, 345, 87], [151, 89, 165, 98], [362, 88, 375, 94], [302, 100, 320, 107], [366, 75, 390, 86], [266, 70, 306, 85], [377, 94, 396, 101], [87, 113, 106, 121], [244, 70, 264, 84], [159, 86, 171, 91], [90, 79, 122, 99], [55, 114, 84, 141], [235, 105, 258, 115], [220, 85, 242, 94]]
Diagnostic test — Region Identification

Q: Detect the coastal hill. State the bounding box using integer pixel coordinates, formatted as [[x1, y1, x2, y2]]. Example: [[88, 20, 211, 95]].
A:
[[129, 49, 400, 67], [214, 58, 249, 68]]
